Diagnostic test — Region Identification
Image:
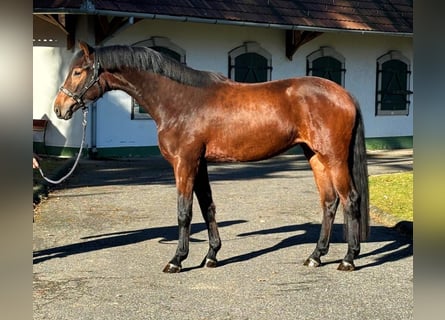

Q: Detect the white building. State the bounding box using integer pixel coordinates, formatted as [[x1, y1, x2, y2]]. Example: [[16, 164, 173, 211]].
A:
[[33, 1, 413, 157]]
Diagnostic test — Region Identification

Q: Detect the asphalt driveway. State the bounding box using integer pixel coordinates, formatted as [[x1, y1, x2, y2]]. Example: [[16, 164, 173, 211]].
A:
[[33, 149, 413, 320]]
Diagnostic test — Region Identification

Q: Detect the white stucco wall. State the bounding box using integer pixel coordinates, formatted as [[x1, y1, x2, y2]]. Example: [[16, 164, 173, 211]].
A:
[[33, 39, 87, 149], [33, 17, 413, 151], [95, 91, 159, 148], [33, 16, 90, 149]]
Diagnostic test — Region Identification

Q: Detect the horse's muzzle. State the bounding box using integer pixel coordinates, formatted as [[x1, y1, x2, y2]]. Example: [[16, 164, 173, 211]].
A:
[[54, 104, 74, 120]]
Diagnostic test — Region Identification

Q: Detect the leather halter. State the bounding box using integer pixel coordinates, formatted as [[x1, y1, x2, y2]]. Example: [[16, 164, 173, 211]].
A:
[[59, 54, 103, 109]]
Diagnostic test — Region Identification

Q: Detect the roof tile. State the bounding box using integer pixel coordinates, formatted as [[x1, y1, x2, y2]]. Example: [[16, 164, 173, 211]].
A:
[[33, 0, 413, 34]]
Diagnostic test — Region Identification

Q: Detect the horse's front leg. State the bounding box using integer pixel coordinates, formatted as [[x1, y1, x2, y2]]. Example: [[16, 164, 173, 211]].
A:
[[162, 192, 194, 273], [163, 160, 197, 273]]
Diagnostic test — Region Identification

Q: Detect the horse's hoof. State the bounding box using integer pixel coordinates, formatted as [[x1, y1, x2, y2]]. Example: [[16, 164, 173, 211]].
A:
[[204, 258, 217, 268], [162, 263, 181, 273], [337, 261, 355, 271], [303, 257, 321, 267]]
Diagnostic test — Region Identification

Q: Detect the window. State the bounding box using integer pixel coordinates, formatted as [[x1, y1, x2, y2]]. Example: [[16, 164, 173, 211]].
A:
[[228, 42, 272, 83], [306, 46, 345, 86], [132, 36, 186, 64], [131, 37, 186, 119], [376, 51, 412, 116]]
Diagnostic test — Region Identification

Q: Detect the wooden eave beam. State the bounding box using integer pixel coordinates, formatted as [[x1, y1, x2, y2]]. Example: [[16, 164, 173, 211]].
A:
[[37, 14, 69, 35], [36, 14, 76, 50], [286, 30, 323, 60]]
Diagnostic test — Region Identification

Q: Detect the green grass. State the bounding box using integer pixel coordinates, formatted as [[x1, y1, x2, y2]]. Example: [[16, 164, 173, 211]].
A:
[[369, 171, 413, 222]]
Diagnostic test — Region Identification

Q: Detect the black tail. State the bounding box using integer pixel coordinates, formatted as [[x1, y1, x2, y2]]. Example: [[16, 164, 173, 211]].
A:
[[349, 100, 370, 241]]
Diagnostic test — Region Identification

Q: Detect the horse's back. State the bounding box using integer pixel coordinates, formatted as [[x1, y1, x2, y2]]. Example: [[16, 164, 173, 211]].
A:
[[201, 76, 357, 162]]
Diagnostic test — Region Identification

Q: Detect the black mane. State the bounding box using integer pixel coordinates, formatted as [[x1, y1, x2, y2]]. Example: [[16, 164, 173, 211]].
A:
[[93, 45, 228, 87]]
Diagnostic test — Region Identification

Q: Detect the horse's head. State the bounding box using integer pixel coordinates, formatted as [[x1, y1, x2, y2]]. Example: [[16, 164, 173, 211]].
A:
[[54, 41, 104, 120]]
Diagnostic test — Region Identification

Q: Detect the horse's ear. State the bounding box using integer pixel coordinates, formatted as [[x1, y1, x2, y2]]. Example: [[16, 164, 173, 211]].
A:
[[78, 41, 94, 61]]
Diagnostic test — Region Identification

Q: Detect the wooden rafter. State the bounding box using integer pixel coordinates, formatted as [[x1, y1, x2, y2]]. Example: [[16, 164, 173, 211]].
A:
[[36, 14, 76, 49], [36, 13, 143, 49], [285, 30, 323, 60], [37, 14, 69, 35]]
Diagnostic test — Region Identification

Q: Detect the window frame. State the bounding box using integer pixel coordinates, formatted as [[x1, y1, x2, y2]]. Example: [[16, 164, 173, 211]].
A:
[[306, 46, 346, 86], [375, 50, 412, 116], [228, 42, 272, 82], [131, 37, 186, 120]]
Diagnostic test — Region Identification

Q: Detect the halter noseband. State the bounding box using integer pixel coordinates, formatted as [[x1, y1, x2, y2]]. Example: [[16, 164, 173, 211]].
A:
[[59, 54, 103, 110]]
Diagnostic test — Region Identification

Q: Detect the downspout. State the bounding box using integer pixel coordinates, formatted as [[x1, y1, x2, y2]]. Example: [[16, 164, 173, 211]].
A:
[[90, 14, 135, 159]]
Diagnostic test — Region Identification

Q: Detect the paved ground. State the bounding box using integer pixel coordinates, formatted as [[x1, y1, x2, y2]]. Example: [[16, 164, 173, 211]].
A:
[[33, 149, 413, 320]]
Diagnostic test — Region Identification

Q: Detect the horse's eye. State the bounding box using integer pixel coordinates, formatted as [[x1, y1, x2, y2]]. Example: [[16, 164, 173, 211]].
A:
[[72, 69, 82, 77]]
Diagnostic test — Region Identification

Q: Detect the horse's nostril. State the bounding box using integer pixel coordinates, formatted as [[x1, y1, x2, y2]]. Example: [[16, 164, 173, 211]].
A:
[[54, 107, 60, 117]]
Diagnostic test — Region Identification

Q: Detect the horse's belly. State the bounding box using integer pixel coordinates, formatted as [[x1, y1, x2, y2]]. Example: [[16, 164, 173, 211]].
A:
[[205, 130, 296, 162]]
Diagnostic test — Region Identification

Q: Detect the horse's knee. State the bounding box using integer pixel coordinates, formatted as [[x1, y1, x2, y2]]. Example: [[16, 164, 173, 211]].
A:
[[177, 211, 192, 226], [177, 194, 193, 222], [324, 196, 339, 217]]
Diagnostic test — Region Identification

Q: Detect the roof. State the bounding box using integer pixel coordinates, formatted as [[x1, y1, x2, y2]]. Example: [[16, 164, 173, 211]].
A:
[[34, 0, 412, 35]]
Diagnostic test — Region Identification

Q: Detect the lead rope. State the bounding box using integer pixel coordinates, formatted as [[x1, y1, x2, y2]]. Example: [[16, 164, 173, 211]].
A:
[[38, 108, 88, 184]]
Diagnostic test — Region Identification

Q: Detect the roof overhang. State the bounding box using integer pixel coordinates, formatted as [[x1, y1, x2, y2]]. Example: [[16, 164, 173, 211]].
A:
[[33, 8, 413, 37]]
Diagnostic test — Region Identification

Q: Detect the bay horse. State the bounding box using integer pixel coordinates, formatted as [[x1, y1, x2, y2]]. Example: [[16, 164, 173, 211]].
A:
[[53, 41, 369, 273]]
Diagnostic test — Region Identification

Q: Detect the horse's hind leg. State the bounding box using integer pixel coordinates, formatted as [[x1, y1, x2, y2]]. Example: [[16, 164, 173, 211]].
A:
[[304, 152, 339, 267], [331, 165, 361, 271], [193, 158, 221, 268]]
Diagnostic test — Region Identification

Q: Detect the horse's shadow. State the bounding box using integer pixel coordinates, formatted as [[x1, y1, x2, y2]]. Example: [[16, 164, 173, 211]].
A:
[[216, 222, 412, 271], [34, 220, 412, 271], [33, 219, 247, 265]]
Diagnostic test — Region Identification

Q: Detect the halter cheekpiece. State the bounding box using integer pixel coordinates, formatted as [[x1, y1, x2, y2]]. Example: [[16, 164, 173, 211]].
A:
[[59, 54, 103, 109]]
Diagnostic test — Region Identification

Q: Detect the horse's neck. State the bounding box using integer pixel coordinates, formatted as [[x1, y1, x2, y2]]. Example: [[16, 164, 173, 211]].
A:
[[103, 68, 190, 122], [103, 69, 140, 95]]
